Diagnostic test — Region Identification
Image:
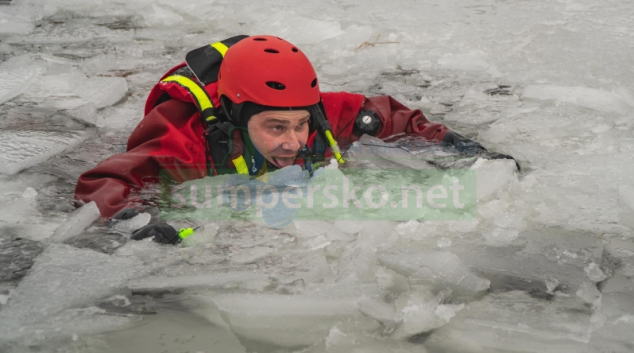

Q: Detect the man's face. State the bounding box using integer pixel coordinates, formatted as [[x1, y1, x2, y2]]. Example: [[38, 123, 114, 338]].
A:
[[247, 110, 310, 169]]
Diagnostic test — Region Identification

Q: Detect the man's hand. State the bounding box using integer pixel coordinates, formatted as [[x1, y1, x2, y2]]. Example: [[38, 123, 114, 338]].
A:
[[442, 132, 520, 171], [131, 223, 181, 245], [441, 131, 487, 154], [108, 208, 181, 245], [481, 152, 521, 171]]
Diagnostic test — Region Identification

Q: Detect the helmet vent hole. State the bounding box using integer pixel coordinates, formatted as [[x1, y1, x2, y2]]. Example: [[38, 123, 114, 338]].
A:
[[311, 78, 318, 88], [266, 81, 286, 90], [253, 37, 267, 41], [292, 47, 299, 53], [264, 49, 279, 54]]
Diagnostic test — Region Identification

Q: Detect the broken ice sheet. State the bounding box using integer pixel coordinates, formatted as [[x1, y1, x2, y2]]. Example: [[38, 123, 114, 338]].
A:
[[250, 11, 343, 45], [471, 158, 518, 201], [437, 52, 490, 72], [522, 85, 634, 114], [128, 271, 269, 294], [357, 298, 399, 329], [214, 221, 297, 249], [375, 266, 410, 298], [0, 11, 34, 35], [141, 3, 184, 27], [1, 0, 633, 352], [603, 237, 634, 277], [448, 227, 603, 295], [20, 69, 128, 110], [69, 299, 248, 353], [50, 201, 101, 243], [584, 262, 608, 282], [483, 212, 528, 248], [336, 236, 377, 283], [128, 246, 329, 295], [391, 288, 456, 338], [0, 129, 93, 175], [5, 17, 131, 46], [425, 291, 593, 353], [0, 244, 144, 342], [302, 326, 428, 353], [576, 281, 601, 308], [378, 249, 491, 292], [109, 212, 151, 235], [0, 55, 43, 105], [262, 249, 332, 285], [590, 275, 634, 351], [0, 236, 45, 284], [0, 173, 62, 241], [208, 283, 382, 348]]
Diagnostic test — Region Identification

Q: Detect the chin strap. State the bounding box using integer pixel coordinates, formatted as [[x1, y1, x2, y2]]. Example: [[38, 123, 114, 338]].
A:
[[309, 105, 344, 164]]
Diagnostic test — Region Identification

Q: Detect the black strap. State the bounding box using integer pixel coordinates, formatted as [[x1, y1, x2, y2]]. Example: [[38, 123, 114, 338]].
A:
[[309, 103, 333, 162], [186, 35, 249, 85], [203, 119, 239, 175]]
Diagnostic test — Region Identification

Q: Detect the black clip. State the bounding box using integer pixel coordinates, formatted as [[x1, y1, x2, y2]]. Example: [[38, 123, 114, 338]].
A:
[[298, 145, 314, 173]]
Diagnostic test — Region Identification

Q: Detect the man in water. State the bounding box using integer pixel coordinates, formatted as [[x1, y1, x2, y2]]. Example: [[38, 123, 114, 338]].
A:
[[75, 35, 515, 244]]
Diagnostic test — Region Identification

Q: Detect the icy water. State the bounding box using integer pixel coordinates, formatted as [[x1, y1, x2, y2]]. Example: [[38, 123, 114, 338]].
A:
[[1, 0, 634, 352]]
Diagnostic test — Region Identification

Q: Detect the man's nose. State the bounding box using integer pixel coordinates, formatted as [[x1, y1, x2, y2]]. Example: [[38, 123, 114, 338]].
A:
[[279, 131, 302, 152]]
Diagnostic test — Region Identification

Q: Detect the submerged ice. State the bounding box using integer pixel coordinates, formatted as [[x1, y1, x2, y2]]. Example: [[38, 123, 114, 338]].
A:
[[0, 0, 634, 352]]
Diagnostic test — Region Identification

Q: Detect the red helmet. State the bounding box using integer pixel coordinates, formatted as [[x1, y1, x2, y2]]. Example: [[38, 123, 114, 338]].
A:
[[218, 35, 320, 108]]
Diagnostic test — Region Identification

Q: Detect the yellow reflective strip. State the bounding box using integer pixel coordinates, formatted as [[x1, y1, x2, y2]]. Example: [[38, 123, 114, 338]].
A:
[[211, 42, 229, 57], [324, 130, 344, 164], [232, 155, 249, 175], [161, 75, 213, 112]]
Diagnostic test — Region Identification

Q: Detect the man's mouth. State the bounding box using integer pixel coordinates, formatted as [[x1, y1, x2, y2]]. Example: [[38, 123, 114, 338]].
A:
[[272, 156, 296, 168]]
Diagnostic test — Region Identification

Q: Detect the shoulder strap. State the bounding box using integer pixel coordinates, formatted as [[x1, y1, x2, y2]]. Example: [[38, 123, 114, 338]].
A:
[[160, 74, 219, 122]]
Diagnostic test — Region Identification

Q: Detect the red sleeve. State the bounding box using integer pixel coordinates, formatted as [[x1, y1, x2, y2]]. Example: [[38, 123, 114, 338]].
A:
[[363, 95, 449, 141], [320, 93, 450, 147], [74, 100, 208, 218], [320, 91, 365, 149]]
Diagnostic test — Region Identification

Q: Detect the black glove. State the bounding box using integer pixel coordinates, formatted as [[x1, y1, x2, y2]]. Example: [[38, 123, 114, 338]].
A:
[[442, 132, 520, 171], [442, 131, 487, 155], [482, 152, 521, 171], [108, 209, 180, 245], [131, 223, 181, 245]]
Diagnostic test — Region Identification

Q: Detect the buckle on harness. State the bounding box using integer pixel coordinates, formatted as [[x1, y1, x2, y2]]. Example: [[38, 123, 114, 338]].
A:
[[204, 118, 234, 140]]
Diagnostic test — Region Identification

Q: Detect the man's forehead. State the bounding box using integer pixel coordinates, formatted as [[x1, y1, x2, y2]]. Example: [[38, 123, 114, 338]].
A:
[[256, 110, 310, 121]]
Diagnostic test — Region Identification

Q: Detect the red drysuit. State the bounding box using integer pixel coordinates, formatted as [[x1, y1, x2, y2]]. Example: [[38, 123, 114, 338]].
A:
[[74, 63, 451, 218]]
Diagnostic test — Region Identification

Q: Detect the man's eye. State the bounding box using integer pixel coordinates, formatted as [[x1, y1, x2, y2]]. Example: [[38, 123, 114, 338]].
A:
[[273, 125, 283, 131]]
